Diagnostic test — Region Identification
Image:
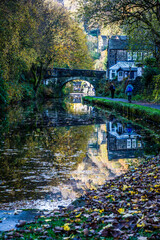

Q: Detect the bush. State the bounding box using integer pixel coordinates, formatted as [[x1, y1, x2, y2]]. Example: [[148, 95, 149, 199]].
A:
[[0, 70, 8, 106], [21, 83, 35, 101], [90, 51, 101, 60], [144, 57, 157, 67], [142, 66, 160, 92], [152, 74, 160, 102]]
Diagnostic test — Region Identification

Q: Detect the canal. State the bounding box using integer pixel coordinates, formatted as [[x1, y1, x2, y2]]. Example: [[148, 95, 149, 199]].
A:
[[0, 96, 159, 211]]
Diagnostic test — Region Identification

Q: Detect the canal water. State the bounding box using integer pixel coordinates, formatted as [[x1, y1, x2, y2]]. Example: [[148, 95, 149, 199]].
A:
[[0, 96, 159, 211]]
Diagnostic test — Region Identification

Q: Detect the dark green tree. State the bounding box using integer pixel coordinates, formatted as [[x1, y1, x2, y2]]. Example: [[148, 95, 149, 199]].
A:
[[77, 0, 160, 62]]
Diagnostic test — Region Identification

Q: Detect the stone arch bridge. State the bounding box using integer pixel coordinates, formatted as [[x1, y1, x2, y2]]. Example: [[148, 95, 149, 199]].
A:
[[43, 68, 107, 91]]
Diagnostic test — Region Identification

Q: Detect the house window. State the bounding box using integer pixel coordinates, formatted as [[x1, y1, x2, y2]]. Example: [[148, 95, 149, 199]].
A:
[[127, 51, 132, 61], [125, 72, 128, 78], [137, 52, 142, 61], [127, 139, 131, 149], [132, 139, 136, 148], [133, 52, 137, 61], [119, 71, 123, 77]]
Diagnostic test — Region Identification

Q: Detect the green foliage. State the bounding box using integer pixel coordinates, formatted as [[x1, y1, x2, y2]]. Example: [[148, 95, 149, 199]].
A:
[[144, 57, 157, 67], [77, 0, 160, 63], [0, 70, 7, 106], [21, 82, 35, 101], [0, 0, 93, 103], [90, 51, 101, 60], [142, 66, 160, 88], [152, 74, 160, 102], [83, 96, 160, 124], [62, 82, 74, 96], [103, 54, 108, 70]]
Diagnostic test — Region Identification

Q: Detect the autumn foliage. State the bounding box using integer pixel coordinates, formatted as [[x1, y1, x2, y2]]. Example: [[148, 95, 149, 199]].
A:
[[0, 0, 93, 103]]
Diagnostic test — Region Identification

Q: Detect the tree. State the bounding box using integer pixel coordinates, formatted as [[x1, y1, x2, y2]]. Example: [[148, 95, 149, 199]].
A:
[[77, 0, 160, 62], [0, 0, 93, 101], [29, 2, 93, 97]]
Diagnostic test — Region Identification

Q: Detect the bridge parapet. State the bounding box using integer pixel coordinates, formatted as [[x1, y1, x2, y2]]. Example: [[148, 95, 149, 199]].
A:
[[44, 68, 106, 79]]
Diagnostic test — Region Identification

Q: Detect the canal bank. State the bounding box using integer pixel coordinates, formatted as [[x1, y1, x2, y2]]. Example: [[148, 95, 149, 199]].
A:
[[1, 154, 160, 239], [83, 96, 160, 124]]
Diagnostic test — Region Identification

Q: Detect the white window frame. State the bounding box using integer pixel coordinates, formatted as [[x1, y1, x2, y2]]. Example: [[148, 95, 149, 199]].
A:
[[127, 51, 132, 61], [132, 139, 136, 148], [125, 72, 128, 78], [118, 71, 123, 77], [137, 52, 143, 61], [127, 139, 131, 149], [133, 52, 137, 61]]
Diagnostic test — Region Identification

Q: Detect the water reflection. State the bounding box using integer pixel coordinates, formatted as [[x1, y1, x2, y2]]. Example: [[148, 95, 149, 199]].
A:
[[65, 94, 93, 115], [107, 115, 143, 160], [0, 98, 158, 210]]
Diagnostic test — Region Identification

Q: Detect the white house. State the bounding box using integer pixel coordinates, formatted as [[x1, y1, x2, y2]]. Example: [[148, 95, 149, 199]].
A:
[[109, 61, 142, 81]]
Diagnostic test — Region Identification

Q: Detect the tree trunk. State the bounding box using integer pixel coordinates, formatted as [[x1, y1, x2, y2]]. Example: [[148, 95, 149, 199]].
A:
[[31, 63, 44, 99]]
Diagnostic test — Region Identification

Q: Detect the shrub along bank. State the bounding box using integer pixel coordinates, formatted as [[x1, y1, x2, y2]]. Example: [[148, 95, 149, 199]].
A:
[[83, 96, 160, 124]]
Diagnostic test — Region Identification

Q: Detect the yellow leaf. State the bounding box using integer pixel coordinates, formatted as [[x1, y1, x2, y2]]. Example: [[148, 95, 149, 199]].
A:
[[118, 208, 125, 214], [75, 213, 81, 218], [106, 194, 114, 198], [129, 191, 136, 195], [137, 222, 145, 227], [99, 209, 104, 213], [122, 185, 128, 191], [75, 219, 80, 223], [145, 230, 153, 233], [93, 196, 98, 199], [63, 223, 70, 231]]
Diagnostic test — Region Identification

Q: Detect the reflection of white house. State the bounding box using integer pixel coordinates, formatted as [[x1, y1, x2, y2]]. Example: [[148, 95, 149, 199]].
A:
[[107, 121, 142, 152], [109, 61, 142, 81]]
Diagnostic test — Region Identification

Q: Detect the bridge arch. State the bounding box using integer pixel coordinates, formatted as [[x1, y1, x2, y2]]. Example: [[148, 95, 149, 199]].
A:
[[60, 77, 96, 89], [62, 78, 96, 96], [43, 68, 107, 93]]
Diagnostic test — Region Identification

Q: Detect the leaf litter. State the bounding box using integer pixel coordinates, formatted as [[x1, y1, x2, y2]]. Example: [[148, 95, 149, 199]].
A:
[[1, 155, 160, 239]]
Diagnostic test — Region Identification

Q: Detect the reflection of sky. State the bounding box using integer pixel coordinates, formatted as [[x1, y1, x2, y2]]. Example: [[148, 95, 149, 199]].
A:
[[70, 124, 130, 190], [0, 102, 144, 211], [66, 101, 93, 114]]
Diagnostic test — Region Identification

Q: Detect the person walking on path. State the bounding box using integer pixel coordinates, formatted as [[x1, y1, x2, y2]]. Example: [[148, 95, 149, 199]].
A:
[[125, 83, 134, 103], [109, 83, 115, 99]]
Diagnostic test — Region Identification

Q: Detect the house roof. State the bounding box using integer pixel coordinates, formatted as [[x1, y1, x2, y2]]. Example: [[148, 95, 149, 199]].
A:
[[108, 35, 128, 50], [109, 62, 137, 71]]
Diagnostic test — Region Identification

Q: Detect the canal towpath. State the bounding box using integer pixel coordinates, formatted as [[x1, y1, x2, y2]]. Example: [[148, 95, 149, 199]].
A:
[[93, 97, 160, 110]]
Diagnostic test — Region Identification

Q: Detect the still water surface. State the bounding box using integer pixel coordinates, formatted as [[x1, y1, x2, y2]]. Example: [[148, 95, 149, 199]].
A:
[[0, 97, 159, 210]]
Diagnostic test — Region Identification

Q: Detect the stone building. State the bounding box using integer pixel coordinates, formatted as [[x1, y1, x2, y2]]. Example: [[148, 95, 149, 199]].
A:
[[106, 35, 153, 78]]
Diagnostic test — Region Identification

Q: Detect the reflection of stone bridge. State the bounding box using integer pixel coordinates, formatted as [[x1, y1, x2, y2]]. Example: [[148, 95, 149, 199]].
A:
[[42, 109, 105, 127], [43, 68, 106, 91]]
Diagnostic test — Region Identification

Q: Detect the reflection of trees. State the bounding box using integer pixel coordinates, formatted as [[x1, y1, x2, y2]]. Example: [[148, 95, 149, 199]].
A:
[[0, 110, 9, 151], [0, 102, 95, 203]]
